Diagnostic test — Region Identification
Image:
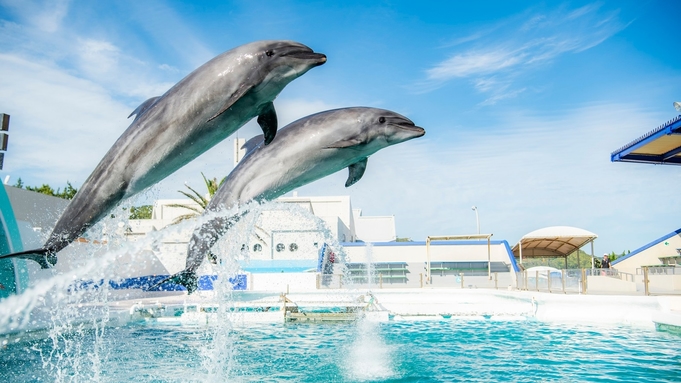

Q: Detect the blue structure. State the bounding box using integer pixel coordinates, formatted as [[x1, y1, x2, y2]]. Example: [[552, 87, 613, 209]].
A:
[[0, 185, 27, 298], [611, 115, 681, 165]]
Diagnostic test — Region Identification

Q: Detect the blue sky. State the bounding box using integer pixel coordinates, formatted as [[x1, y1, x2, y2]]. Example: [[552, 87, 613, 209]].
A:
[[0, 0, 679, 255]]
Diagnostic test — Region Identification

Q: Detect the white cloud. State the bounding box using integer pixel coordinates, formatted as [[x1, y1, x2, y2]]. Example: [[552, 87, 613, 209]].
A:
[[422, 3, 629, 103], [0, 53, 130, 186], [0, 0, 70, 33], [427, 49, 525, 79]]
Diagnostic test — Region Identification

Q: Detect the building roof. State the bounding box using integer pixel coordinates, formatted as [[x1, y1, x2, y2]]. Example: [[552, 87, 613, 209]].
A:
[[512, 226, 598, 258], [611, 115, 681, 165]]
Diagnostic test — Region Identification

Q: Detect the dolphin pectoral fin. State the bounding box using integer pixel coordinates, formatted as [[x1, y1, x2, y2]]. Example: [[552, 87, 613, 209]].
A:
[[0, 248, 56, 269], [257, 102, 278, 145], [147, 270, 199, 294], [128, 96, 160, 121], [241, 134, 265, 156], [206, 84, 256, 123], [346, 158, 368, 187]]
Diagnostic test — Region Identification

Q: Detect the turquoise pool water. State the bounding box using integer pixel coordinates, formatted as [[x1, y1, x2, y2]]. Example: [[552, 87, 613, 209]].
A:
[[1, 319, 680, 382]]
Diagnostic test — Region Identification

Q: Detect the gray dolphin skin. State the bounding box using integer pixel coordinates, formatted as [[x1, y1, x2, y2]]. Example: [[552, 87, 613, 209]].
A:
[[0, 40, 326, 268], [155, 107, 425, 293]]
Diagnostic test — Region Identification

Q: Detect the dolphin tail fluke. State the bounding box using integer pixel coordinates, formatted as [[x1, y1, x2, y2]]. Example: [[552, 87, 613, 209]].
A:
[[0, 248, 56, 269], [147, 270, 199, 294]]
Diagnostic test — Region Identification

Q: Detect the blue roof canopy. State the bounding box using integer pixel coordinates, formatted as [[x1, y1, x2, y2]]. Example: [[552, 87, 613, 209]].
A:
[[611, 115, 681, 165]]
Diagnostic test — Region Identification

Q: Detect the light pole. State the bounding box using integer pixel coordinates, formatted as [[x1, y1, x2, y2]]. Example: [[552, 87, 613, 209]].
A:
[[471, 206, 480, 234]]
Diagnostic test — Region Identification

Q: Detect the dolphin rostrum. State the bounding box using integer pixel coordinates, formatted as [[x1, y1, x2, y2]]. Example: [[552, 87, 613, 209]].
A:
[[1, 40, 326, 268], [154, 107, 425, 293]]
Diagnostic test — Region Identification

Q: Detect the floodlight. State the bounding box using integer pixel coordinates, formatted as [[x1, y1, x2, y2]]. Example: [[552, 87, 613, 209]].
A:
[[674, 102, 681, 112]]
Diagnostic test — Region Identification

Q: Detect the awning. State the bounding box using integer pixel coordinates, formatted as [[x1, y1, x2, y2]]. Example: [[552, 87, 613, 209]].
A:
[[611, 115, 681, 165], [512, 226, 597, 258]]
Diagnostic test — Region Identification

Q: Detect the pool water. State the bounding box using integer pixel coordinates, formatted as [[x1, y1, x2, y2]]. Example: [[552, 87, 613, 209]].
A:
[[2, 318, 680, 382]]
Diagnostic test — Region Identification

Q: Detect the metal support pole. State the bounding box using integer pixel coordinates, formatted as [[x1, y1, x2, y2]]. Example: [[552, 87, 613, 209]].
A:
[[488, 236, 492, 280], [644, 266, 650, 296], [426, 237, 431, 284], [420, 273, 423, 288], [536, 270, 539, 291], [591, 241, 595, 270], [519, 241, 523, 265], [379, 273, 383, 289], [581, 269, 587, 294], [460, 273, 464, 289]]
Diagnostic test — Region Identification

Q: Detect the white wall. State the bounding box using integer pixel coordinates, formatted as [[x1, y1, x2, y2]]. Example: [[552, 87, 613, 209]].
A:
[[614, 232, 681, 275], [342, 241, 515, 264], [353, 209, 396, 242]]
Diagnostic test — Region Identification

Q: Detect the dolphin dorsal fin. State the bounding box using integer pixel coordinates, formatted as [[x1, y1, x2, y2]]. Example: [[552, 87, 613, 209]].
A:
[[346, 158, 368, 187], [128, 96, 160, 121], [241, 134, 265, 156]]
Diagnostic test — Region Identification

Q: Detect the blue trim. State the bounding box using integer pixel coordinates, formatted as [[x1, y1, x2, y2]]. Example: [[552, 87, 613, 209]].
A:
[[502, 240, 520, 272], [611, 115, 681, 164], [69, 274, 248, 292], [611, 228, 681, 265], [341, 240, 509, 247]]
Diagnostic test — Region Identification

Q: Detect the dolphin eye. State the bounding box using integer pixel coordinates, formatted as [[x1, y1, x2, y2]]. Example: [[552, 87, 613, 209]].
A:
[[265, 50, 274, 57], [379, 117, 386, 124]]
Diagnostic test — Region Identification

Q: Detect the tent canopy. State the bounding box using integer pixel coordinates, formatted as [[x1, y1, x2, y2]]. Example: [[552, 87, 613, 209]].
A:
[[512, 226, 598, 258]]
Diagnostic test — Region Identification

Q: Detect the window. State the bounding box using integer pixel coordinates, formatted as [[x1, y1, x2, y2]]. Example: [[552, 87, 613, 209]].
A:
[[253, 244, 262, 252], [289, 243, 298, 252], [276, 243, 285, 252]]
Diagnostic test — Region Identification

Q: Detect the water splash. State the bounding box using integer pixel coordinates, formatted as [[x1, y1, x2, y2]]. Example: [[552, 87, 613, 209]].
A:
[[341, 317, 396, 382]]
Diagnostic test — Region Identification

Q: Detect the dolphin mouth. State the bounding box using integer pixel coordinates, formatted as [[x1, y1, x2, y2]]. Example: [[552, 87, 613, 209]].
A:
[[280, 46, 327, 66], [387, 116, 425, 138], [397, 124, 426, 137]]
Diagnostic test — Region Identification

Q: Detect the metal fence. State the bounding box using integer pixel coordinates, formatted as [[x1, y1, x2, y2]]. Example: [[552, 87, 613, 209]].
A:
[[315, 266, 681, 295], [637, 266, 681, 276], [515, 268, 637, 294]]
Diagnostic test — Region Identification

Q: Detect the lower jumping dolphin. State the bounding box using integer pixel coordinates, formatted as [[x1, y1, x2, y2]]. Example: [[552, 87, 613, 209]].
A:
[[0, 40, 326, 268], [154, 107, 425, 293]]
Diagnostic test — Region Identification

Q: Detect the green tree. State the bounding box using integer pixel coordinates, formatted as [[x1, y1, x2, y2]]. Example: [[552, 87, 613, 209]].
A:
[[129, 205, 153, 219], [58, 182, 78, 199], [520, 249, 599, 270], [168, 173, 225, 224], [14, 178, 79, 200]]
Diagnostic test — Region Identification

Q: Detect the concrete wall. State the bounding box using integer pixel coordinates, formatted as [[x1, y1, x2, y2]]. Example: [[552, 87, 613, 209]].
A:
[[248, 272, 317, 292], [4, 185, 68, 233], [586, 275, 636, 293], [342, 241, 516, 264], [352, 209, 396, 242]]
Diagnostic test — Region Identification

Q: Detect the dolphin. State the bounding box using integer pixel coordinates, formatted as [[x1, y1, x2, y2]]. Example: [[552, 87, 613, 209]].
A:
[[0, 40, 326, 268], [153, 107, 425, 293]]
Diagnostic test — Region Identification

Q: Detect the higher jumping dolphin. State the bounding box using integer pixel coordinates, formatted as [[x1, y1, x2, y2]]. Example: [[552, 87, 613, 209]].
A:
[[154, 107, 425, 293], [1, 40, 326, 268]]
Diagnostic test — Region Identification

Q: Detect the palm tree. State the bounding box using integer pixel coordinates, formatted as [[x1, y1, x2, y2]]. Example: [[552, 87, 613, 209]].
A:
[[168, 173, 225, 224]]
